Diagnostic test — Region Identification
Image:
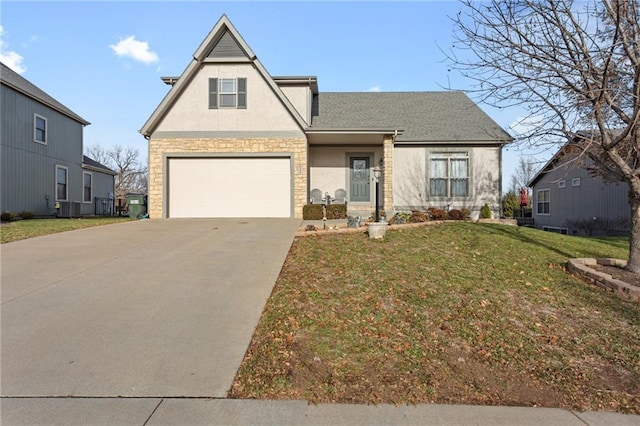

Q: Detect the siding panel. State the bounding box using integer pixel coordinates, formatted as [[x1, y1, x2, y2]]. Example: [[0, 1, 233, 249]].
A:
[[531, 154, 629, 235], [1, 84, 85, 216]]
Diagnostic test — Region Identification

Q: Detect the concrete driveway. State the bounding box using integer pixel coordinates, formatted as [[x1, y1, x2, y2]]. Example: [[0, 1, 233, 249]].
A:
[[1, 218, 300, 398]]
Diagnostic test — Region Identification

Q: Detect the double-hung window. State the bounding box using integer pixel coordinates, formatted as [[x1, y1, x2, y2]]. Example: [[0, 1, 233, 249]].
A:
[[83, 172, 92, 203], [34, 113, 47, 144], [537, 189, 550, 215], [56, 165, 68, 201], [209, 78, 247, 109], [429, 152, 469, 197]]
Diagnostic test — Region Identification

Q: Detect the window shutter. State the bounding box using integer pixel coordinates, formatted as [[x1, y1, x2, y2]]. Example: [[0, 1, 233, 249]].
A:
[[209, 78, 218, 109], [237, 78, 247, 109]]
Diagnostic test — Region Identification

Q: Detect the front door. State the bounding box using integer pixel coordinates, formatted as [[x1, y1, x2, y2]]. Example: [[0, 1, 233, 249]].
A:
[[350, 157, 370, 202]]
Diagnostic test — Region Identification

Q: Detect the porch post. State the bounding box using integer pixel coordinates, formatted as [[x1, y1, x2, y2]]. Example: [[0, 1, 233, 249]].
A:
[[383, 135, 394, 212]]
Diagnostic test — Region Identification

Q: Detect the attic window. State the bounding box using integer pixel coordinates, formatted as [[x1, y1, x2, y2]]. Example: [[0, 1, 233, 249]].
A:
[[209, 78, 247, 109]]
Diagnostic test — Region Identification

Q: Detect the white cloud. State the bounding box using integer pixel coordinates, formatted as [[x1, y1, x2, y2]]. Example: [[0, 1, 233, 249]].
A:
[[110, 36, 158, 65], [365, 85, 381, 92], [0, 25, 26, 74]]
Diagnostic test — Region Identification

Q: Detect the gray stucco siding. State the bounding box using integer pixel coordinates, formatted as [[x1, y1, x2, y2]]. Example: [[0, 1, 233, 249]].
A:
[[393, 145, 501, 218]]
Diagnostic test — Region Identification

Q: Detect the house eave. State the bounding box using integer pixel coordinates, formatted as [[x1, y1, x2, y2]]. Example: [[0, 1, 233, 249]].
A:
[[1, 80, 91, 126], [82, 164, 117, 176], [394, 138, 510, 146], [306, 128, 404, 135]]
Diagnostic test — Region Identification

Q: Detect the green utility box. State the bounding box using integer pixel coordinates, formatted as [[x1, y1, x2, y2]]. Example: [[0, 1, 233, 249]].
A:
[[126, 193, 147, 219]]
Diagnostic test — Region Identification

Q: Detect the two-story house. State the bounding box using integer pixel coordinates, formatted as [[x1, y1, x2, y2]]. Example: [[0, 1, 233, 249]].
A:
[[1, 62, 116, 218], [140, 15, 512, 219]]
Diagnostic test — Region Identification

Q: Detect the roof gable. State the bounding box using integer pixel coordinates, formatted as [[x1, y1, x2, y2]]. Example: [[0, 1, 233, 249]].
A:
[[140, 15, 307, 137], [206, 30, 249, 60], [0, 62, 90, 125]]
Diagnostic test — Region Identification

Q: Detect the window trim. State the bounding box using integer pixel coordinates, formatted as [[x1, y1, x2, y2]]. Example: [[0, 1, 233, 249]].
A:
[[572, 177, 581, 187], [83, 171, 93, 203], [208, 77, 247, 109], [558, 180, 566, 188], [56, 165, 69, 202], [427, 151, 470, 199], [34, 113, 47, 144], [536, 188, 550, 216], [219, 78, 237, 108]]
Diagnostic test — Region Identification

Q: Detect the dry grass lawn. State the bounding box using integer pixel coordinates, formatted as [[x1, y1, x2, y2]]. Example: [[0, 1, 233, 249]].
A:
[[230, 222, 639, 413]]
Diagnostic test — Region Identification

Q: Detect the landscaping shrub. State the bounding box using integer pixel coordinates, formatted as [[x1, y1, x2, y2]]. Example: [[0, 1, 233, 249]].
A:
[[409, 210, 429, 223], [389, 211, 411, 224], [326, 204, 347, 219], [17, 211, 34, 220], [461, 208, 471, 220], [303, 204, 324, 220], [427, 207, 448, 220], [447, 209, 464, 220], [480, 203, 492, 219], [1, 212, 15, 222]]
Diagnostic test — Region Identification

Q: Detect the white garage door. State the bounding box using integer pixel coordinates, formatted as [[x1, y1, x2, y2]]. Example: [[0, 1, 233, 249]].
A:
[[168, 157, 291, 218]]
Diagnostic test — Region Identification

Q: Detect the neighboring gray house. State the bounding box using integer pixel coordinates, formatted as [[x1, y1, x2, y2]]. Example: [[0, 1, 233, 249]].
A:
[[140, 15, 512, 219], [1, 62, 116, 217], [528, 141, 630, 236]]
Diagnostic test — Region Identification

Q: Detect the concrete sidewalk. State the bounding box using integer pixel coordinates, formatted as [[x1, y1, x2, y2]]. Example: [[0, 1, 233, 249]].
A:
[[1, 398, 638, 425]]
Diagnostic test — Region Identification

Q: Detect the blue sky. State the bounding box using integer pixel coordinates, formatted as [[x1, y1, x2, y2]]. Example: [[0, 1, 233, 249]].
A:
[[1, 1, 549, 191]]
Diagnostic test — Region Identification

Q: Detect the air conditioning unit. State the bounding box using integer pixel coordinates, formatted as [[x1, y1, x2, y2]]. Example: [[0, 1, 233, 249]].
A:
[[58, 201, 81, 218]]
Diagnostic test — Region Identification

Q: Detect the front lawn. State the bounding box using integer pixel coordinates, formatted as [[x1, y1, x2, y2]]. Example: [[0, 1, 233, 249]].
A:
[[0, 217, 134, 244], [230, 222, 640, 413]]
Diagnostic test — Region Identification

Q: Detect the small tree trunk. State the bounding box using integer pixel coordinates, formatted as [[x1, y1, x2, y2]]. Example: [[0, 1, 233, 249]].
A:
[[627, 190, 640, 273]]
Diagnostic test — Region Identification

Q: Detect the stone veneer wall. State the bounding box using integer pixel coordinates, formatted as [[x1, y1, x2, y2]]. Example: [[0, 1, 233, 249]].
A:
[[148, 137, 308, 218], [383, 136, 394, 212]]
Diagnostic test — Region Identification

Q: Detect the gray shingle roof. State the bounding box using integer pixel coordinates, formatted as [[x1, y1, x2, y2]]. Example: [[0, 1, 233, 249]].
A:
[[0, 62, 90, 125], [82, 155, 117, 175], [310, 91, 511, 142]]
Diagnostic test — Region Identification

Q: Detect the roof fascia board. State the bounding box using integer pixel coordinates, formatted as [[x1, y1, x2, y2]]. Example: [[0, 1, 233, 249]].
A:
[[1, 80, 90, 125], [395, 139, 510, 145], [306, 129, 404, 135], [140, 59, 200, 137], [193, 14, 256, 61], [82, 164, 118, 176], [251, 59, 308, 130]]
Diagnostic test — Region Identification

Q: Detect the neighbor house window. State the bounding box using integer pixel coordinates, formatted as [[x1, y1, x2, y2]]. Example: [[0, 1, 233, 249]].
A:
[[572, 178, 581, 187], [208, 78, 247, 109], [34, 113, 47, 144], [558, 180, 566, 188], [429, 152, 469, 197], [537, 189, 550, 215], [83, 172, 92, 203], [56, 165, 68, 201]]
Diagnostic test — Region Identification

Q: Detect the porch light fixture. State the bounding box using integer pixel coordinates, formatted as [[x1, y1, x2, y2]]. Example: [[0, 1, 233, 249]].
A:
[[373, 165, 383, 222]]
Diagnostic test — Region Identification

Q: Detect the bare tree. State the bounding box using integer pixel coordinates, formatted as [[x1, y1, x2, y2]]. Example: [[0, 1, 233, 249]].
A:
[[510, 157, 537, 195], [85, 144, 148, 200], [448, 0, 640, 271]]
